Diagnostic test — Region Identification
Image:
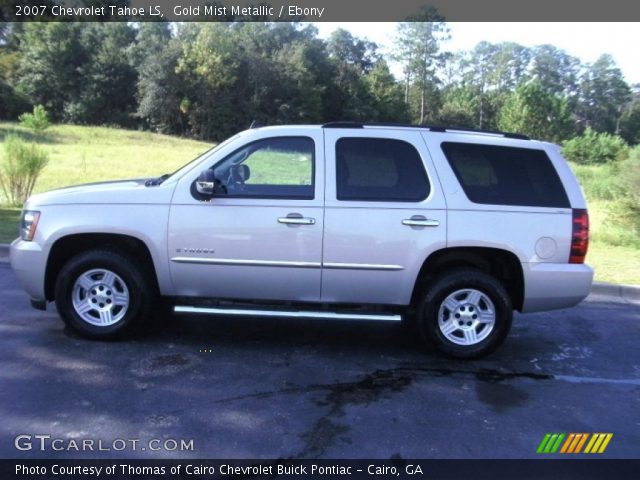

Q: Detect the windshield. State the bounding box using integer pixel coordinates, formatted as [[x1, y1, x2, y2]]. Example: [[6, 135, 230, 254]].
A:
[[162, 133, 242, 182]]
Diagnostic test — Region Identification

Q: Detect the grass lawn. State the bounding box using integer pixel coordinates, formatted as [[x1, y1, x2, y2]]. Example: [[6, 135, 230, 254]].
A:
[[586, 242, 640, 286], [0, 123, 211, 195]]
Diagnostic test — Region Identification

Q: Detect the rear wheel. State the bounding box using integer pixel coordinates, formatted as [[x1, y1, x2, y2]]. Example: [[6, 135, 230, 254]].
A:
[[55, 250, 153, 339], [417, 269, 512, 359]]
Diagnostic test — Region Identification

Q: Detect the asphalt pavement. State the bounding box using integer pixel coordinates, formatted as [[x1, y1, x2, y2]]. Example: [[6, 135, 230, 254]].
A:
[[0, 262, 639, 460]]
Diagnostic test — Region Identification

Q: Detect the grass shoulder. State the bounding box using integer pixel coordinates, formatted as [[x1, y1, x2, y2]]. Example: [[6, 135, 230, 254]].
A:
[[586, 242, 640, 286]]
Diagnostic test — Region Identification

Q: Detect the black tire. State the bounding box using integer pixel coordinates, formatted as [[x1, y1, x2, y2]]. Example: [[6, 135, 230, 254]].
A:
[[417, 268, 512, 359], [54, 249, 154, 339]]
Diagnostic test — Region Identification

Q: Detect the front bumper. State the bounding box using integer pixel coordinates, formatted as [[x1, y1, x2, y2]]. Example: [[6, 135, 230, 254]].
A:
[[10, 238, 47, 302], [521, 262, 594, 313]]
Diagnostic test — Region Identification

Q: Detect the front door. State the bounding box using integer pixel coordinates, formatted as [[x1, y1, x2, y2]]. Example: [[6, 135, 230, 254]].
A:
[[168, 129, 324, 302]]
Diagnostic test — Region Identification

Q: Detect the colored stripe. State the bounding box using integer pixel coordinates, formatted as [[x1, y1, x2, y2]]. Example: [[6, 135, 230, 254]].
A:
[[560, 433, 575, 453], [567, 434, 582, 453], [584, 434, 598, 453], [574, 433, 589, 453], [544, 434, 559, 453], [597, 434, 613, 453], [550, 433, 565, 453], [537, 434, 552, 453], [538, 432, 613, 454], [589, 434, 606, 453]]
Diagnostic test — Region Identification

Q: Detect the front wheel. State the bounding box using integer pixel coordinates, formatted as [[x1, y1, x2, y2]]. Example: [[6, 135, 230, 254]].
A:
[[55, 250, 153, 339], [417, 269, 512, 359]]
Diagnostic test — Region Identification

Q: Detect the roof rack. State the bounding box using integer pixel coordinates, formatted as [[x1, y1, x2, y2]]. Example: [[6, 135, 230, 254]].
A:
[[321, 121, 530, 140]]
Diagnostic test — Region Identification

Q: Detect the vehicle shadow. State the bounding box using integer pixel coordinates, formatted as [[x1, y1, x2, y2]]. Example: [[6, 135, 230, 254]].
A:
[[144, 312, 424, 354]]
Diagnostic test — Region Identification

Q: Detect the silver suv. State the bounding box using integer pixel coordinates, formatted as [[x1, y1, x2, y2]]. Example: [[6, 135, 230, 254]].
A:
[[10, 122, 593, 358]]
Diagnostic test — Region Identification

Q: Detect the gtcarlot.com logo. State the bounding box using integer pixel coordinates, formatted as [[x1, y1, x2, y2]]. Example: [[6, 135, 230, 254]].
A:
[[537, 433, 613, 454], [14, 434, 195, 452]]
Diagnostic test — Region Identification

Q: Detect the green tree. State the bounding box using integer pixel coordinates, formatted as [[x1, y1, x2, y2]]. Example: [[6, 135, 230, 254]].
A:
[[578, 54, 631, 133], [364, 61, 407, 122], [175, 23, 333, 139], [273, 38, 332, 123], [619, 85, 640, 145], [234, 23, 325, 125], [529, 45, 579, 98], [437, 85, 478, 128], [16, 23, 137, 125], [498, 81, 573, 141], [16, 23, 88, 120], [320, 28, 377, 121], [455, 42, 529, 129], [487, 42, 531, 91], [0, 41, 29, 119], [394, 13, 449, 123], [327, 28, 379, 74], [134, 23, 186, 134], [69, 23, 137, 125], [175, 23, 242, 139]]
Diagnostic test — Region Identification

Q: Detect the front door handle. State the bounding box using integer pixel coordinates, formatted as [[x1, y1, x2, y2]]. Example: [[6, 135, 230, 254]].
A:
[[402, 215, 440, 227], [278, 213, 315, 225]]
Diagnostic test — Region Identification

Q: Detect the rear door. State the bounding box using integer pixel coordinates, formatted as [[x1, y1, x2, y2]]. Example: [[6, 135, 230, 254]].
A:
[[321, 128, 447, 305]]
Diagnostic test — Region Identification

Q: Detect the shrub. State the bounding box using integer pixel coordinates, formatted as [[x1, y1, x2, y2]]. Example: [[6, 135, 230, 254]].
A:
[[18, 105, 51, 132], [562, 127, 628, 164], [620, 147, 640, 210], [570, 162, 626, 201], [0, 135, 49, 205]]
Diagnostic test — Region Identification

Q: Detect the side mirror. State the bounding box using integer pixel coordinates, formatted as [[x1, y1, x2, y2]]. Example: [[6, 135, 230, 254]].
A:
[[196, 169, 217, 196]]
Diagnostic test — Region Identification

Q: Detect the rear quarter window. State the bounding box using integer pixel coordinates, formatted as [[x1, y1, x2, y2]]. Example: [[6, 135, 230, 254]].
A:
[[441, 142, 570, 208]]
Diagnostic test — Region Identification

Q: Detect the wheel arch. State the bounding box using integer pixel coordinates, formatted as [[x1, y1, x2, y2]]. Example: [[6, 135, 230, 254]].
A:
[[411, 247, 525, 311], [44, 233, 159, 302]]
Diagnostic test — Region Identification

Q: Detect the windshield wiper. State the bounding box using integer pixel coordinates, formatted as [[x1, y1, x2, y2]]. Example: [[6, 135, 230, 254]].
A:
[[145, 174, 170, 187]]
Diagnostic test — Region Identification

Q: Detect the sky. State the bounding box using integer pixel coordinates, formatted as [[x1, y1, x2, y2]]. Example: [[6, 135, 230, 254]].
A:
[[313, 22, 640, 85]]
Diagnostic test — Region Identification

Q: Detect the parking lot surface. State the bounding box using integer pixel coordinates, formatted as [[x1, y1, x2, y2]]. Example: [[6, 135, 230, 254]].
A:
[[1, 262, 639, 459]]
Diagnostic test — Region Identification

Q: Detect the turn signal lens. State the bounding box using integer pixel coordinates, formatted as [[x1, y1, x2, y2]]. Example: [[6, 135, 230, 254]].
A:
[[20, 210, 41, 241]]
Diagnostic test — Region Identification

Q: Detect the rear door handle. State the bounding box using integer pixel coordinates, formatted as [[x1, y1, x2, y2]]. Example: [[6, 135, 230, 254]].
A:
[[278, 213, 315, 225], [402, 215, 439, 227]]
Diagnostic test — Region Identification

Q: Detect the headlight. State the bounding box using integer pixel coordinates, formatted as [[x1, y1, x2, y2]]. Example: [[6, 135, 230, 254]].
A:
[[20, 210, 40, 241]]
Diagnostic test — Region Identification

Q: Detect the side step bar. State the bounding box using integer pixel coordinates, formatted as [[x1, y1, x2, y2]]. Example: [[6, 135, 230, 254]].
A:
[[173, 305, 402, 322]]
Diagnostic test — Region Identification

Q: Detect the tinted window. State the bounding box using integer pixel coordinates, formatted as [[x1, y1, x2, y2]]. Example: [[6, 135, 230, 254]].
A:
[[441, 142, 570, 208], [336, 138, 430, 202], [212, 137, 314, 199]]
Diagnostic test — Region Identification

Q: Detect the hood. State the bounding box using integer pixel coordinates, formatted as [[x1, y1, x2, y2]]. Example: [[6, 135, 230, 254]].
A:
[[25, 178, 175, 207]]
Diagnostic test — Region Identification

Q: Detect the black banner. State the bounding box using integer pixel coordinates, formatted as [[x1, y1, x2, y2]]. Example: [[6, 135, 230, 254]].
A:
[[2, 0, 640, 22], [3, 459, 640, 479]]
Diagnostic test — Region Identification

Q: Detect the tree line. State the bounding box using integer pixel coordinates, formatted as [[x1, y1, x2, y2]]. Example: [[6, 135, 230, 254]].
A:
[[1, 21, 639, 144]]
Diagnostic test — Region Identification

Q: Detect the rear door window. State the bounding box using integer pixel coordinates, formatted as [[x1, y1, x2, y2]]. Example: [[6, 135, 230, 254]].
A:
[[441, 142, 570, 208], [336, 137, 430, 202]]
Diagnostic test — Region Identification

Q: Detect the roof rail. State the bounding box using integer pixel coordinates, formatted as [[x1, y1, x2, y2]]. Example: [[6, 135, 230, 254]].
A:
[[321, 121, 529, 140], [322, 121, 363, 129]]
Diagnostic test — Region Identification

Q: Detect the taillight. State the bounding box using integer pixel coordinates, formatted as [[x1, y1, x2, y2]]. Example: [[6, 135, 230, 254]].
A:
[[570, 208, 589, 264]]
